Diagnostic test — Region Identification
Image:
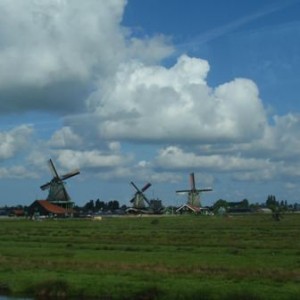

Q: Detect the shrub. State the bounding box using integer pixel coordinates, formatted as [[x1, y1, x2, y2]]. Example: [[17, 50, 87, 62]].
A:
[[28, 279, 69, 299], [0, 281, 11, 295]]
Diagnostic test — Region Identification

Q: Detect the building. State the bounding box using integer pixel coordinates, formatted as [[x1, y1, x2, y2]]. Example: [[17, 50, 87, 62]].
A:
[[28, 200, 71, 218], [176, 204, 210, 215]]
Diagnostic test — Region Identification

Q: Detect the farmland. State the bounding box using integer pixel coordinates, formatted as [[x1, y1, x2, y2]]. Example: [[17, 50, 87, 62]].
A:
[[0, 214, 299, 299]]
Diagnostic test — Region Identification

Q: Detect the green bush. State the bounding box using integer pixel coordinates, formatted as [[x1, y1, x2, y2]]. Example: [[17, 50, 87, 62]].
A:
[[27, 279, 69, 299]]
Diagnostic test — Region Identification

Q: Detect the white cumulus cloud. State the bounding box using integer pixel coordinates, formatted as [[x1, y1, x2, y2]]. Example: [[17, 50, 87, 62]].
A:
[[48, 126, 82, 148], [0, 125, 33, 160], [86, 54, 267, 143], [56, 149, 133, 171], [0, 0, 173, 114]]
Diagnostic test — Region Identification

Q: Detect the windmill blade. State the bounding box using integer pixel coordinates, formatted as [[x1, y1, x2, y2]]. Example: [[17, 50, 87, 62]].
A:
[[130, 181, 141, 193], [40, 182, 51, 190], [141, 182, 151, 192], [176, 189, 190, 194], [61, 169, 80, 180], [48, 159, 60, 179], [141, 193, 151, 206], [196, 188, 213, 192], [190, 172, 196, 190]]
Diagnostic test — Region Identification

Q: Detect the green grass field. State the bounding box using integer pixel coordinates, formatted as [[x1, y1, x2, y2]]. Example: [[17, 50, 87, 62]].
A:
[[0, 214, 299, 299]]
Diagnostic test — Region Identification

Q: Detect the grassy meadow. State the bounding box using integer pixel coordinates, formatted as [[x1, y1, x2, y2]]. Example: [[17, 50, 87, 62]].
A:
[[0, 214, 299, 299]]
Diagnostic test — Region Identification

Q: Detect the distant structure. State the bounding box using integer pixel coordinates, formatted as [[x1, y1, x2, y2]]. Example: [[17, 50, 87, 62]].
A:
[[126, 181, 164, 214], [40, 158, 80, 211], [176, 172, 212, 214]]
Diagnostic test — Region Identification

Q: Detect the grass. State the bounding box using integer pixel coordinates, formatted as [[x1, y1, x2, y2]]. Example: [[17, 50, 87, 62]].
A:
[[0, 214, 299, 299]]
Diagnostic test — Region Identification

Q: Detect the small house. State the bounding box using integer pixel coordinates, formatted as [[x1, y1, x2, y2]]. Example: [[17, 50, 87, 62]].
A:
[[176, 204, 209, 215]]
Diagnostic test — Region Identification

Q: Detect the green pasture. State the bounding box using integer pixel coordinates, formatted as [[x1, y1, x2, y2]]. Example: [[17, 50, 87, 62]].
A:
[[0, 214, 299, 299]]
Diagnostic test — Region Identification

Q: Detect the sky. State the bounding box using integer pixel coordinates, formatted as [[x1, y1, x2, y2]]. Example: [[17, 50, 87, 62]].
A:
[[1, 0, 300, 207]]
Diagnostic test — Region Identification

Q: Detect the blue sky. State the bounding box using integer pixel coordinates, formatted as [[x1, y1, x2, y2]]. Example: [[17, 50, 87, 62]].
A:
[[1, 0, 300, 207]]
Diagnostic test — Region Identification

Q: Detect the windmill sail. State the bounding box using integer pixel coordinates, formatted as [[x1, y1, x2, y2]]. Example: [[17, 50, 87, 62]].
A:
[[130, 181, 151, 209], [190, 173, 196, 190], [61, 169, 80, 180]]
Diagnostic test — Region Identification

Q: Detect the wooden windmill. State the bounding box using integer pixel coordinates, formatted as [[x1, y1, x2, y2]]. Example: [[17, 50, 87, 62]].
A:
[[129, 181, 152, 211], [127, 181, 164, 214], [176, 172, 212, 207], [40, 159, 80, 210]]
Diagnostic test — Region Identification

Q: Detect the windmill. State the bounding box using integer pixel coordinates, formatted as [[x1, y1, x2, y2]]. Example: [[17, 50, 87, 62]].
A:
[[40, 159, 80, 210], [176, 172, 212, 207], [127, 181, 164, 214]]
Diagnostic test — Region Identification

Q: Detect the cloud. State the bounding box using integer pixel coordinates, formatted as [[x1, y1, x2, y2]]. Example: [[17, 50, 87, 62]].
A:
[[85, 54, 266, 143], [151, 110, 300, 184], [0, 165, 37, 179], [128, 35, 174, 64], [0, 0, 125, 114], [48, 126, 82, 148], [55, 149, 133, 171], [155, 146, 272, 172], [0, 125, 33, 160], [270, 114, 300, 159], [0, 0, 172, 115], [0, 0, 125, 86], [219, 113, 300, 161]]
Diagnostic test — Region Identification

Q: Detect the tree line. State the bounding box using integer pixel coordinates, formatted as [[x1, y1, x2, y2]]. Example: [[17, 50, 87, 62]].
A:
[[212, 195, 298, 212], [79, 199, 122, 212]]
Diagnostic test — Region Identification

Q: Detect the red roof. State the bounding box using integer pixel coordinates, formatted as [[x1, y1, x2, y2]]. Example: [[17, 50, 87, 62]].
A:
[[36, 200, 66, 214]]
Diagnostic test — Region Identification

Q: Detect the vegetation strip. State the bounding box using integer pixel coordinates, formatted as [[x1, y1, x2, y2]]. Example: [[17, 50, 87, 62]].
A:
[[0, 214, 299, 299]]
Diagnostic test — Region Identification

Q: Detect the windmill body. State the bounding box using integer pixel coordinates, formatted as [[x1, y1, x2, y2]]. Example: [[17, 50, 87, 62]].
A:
[[127, 182, 164, 214], [176, 173, 212, 208], [47, 180, 71, 202], [132, 192, 147, 209], [187, 190, 201, 207], [40, 159, 80, 210]]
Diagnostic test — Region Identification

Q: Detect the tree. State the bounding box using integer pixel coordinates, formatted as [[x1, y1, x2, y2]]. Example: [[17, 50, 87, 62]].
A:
[[108, 200, 119, 211], [265, 195, 285, 221], [84, 200, 95, 211], [212, 199, 228, 212], [240, 199, 249, 208], [266, 195, 278, 210], [95, 199, 105, 211], [272, 206, 284, 221]]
